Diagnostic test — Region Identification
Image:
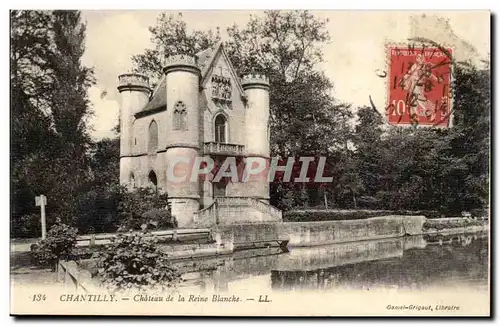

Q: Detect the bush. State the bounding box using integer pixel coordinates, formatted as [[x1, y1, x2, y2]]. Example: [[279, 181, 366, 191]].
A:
[[93, 231, 182, 293], [283, 209, 442, 222], [470, 208, 489, 219], [11, 213, 41, 238], [283, 210, 392, 222], [30, 221, 78, 269], [141, 208, 177, 230], [356, 196, 379, 209], [117, 187, 174, 232], [423, 218, 483, 231], [72, 183, 122, 234], [275, 190, 296, 211]]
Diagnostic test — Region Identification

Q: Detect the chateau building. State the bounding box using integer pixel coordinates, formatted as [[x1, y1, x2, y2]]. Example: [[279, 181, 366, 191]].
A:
[[117, 42, 282, 227]]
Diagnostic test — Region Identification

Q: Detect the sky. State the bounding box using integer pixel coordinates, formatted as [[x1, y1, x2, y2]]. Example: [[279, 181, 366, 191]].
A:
[[81, 10, 490, 140]]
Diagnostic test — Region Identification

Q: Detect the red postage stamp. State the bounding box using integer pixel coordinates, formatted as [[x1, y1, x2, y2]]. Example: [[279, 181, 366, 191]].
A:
[[386, 46, 453, 127]]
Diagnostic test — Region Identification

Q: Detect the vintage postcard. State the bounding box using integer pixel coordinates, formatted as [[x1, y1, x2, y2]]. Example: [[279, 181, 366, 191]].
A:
[[10, 10, 491, 316]]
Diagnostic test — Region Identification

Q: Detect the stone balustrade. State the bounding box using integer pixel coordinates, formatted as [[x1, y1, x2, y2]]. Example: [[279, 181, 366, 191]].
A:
[[193, 201, 218, 227], [248, 198, 282, 220], [203, 142, 245, 156]]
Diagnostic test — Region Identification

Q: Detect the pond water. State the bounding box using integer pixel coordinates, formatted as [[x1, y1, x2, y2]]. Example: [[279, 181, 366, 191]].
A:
[[177, 232, 489, 294]]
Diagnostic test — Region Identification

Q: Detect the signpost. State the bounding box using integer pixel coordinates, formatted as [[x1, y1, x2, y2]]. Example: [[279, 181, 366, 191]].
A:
[[35, 195, 47, 239]]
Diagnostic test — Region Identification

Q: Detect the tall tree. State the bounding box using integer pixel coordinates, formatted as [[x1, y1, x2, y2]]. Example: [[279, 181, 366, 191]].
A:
[[11, 10, 95, 236], [225, 11, 349, 157], [445, 62, 490, 211], [45, 11, 95, 220], [50, 10, 94, 154], [352, 106, 384, 200], [132, 12, 220, 85], [11, 10, 57, 236], [10, 10, 56, 163], [224, 11, 353, 208]]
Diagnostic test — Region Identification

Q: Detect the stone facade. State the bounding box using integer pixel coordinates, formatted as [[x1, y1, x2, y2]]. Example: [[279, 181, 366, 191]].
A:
[[117, 42, 280, 227]]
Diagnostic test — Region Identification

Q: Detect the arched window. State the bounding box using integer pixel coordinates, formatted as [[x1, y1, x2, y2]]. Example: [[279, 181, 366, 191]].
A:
[[214, 114, 227, 143], [148, 171, 158, 192], [148, 120, 158, 153], [173, 101, 187, 131]]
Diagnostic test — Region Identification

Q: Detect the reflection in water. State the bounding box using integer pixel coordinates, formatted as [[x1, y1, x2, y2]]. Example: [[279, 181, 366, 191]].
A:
[[177, 232, 489, 293]]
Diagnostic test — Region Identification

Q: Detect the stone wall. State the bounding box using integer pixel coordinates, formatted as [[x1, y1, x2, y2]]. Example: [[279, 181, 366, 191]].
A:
[[213, 223, 283, 251], [400, 215, 427, 235], [212, 215, 427, 249], [132, 110, 167, 156], [280, 216, 408, 247]]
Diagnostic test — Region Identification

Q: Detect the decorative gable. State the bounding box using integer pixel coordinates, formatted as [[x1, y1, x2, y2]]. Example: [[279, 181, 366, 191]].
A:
[[199, 42, 246, 102]]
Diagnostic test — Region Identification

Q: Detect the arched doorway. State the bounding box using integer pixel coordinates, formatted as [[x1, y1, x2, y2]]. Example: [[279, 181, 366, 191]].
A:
[[148, 170, 158, 192]]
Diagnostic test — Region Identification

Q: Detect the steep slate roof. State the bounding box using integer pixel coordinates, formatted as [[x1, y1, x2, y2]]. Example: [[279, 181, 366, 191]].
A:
[[136, 42, 244, 118], [197, 44, 218, 71], [139, 77, 166, 115]]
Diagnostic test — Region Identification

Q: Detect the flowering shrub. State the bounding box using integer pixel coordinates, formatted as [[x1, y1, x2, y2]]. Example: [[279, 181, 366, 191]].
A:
[[93, 231, 182, 293], [30, 221, 78, 269]]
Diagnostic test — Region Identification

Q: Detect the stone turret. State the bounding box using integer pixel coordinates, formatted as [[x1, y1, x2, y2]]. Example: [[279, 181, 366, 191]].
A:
[[117, 73, 151, 186], [242, 73, 271, 201], [241, 73, 270, 91], [163, 54, 201, 227], [242, 73, 270, 158]]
